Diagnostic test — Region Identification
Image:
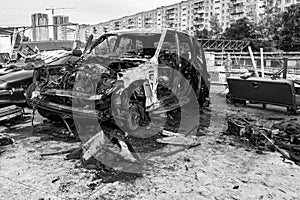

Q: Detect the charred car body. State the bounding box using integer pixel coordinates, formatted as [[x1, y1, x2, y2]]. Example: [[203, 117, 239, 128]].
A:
[[0, 50, 81, 106], [28, 29, 210, 131]]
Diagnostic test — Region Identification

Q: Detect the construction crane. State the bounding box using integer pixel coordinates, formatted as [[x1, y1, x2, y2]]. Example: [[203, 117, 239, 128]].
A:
[[45, 7, 76, 15]]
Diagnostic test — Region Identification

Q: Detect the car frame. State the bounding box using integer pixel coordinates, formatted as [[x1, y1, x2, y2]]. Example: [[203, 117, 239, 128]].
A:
[[28, 28, 210, 132], [0, 50, 81, 106]]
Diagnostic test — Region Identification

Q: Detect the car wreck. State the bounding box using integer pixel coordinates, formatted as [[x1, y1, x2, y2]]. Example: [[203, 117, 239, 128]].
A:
[[28, 29, 210, 133], [0, 49, 80, 106]]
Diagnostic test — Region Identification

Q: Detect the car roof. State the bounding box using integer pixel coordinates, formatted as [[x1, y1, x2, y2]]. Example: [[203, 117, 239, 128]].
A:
[[106, 28, 192, 37]]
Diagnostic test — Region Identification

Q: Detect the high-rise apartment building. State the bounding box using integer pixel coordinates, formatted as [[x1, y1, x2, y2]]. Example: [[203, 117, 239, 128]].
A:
[[31, 13, 49, 41], [53, 15, 70, 40], [91, 0, 300, 36], [277, 0, 300, 11]]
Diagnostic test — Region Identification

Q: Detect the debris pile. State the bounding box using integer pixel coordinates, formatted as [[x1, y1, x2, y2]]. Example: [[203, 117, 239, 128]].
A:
[[226, 115, 300, 164]]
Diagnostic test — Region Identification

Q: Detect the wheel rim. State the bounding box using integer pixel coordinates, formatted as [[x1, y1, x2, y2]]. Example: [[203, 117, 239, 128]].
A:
[[127, 108, 140, 131]]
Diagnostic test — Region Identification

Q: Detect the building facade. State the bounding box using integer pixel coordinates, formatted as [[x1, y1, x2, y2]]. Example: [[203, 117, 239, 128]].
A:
[[277, 0, 300, 10], [31, 13, 49, 41], [88, 0, 300, 36], [53, 15, 70, 40]]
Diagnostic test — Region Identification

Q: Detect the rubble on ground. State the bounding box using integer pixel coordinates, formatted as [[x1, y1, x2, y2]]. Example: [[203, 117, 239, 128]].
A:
[[225, 115, 300, 164]]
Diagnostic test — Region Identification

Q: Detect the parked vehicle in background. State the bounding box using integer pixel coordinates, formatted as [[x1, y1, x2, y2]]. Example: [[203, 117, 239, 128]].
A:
[[28, 29, 210, 132]]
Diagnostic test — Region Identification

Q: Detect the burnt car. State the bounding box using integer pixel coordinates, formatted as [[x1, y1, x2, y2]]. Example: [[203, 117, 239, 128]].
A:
[[28, 29, 210, 131], [0, 50, 81, 106]]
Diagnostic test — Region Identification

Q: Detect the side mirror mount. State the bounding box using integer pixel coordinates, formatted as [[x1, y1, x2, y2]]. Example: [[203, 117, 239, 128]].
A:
[[83, 34, 94, 54]]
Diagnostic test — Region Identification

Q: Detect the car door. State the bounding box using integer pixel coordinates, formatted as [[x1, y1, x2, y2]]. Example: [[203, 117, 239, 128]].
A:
[[157, 30, 180, 100], [176, 32, 195, 99]]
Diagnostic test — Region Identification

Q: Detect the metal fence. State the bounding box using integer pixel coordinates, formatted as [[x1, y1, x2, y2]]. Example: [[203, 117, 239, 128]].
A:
[[207, 51, 300, 94]]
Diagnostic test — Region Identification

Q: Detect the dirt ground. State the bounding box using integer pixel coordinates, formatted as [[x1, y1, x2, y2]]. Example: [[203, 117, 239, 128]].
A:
[[0, 94, 300, 200]]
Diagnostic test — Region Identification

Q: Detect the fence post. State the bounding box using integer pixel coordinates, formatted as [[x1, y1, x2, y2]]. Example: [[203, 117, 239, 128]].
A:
[[283, 57, 288, 79], [248, 46, 259, 77], [225, 52, 231, 78], [260, 48, 264, 77]]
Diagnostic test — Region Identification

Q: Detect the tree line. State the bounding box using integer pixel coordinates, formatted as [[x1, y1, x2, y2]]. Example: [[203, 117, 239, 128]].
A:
[[195, 4, 300, 52]]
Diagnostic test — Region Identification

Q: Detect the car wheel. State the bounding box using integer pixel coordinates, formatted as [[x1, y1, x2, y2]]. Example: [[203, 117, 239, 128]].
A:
[[125, 105, 141, 132]]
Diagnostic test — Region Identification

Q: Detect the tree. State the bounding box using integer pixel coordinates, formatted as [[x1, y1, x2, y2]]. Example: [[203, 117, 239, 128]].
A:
[[222, 17, 255, 40], [195, 28, 209, 39], [209, 15, 223, 38], [277, 4, 300, 51], [252, 2, 283, 50]]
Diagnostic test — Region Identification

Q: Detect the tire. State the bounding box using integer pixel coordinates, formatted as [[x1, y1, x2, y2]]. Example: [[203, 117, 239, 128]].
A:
[[124, 105, 141, 132]]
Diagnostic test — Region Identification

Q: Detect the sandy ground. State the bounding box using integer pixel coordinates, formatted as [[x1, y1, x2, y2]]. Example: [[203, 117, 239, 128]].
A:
[[0, 94, 300, 200]]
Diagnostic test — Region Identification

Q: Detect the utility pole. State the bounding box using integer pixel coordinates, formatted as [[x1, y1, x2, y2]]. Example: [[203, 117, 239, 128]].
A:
[[45, 7, 75, 40]]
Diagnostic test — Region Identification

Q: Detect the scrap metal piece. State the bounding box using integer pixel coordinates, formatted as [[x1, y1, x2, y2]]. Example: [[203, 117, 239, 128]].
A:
[[258, 129, 290, 161], [0, 105, 23, 122], [157, 136, 200, 146], [60, 116, 79, 139], [82, 130, 139, 165]]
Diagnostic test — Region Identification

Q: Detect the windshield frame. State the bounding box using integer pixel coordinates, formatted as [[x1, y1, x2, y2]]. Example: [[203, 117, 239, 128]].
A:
[[89, 32, 164, 60]]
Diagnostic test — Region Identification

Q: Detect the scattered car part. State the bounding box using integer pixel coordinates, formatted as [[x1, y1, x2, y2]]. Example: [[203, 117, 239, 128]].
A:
[[0, 105, 23, 122], [227, 77, 300, 114]]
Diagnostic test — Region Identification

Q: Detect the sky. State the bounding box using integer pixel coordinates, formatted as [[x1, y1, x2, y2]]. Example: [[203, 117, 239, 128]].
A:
[[0, 0, 183, 27]]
